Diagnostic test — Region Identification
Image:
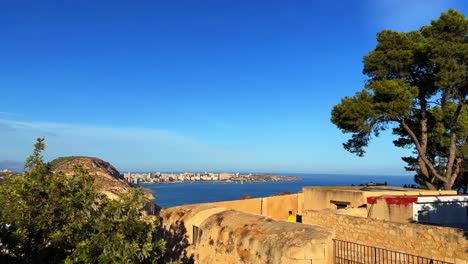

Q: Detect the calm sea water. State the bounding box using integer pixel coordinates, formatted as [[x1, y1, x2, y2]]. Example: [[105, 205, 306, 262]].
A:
[[141, 173, 414, 208]]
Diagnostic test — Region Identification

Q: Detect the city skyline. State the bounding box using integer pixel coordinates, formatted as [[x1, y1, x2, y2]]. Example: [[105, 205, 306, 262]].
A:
[[2, 1, 467, 175]]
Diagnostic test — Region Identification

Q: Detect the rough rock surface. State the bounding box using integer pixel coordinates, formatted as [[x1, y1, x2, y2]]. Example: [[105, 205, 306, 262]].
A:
[[51, 156, 154, 201], [161, 205, 332, 264]]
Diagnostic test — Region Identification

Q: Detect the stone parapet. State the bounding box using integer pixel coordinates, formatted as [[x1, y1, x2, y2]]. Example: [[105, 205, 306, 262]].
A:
[[161, 205, 332, 263], [211, 193, 302, 221], [302, 186, 457, 211], [303, 209, 468, 263]]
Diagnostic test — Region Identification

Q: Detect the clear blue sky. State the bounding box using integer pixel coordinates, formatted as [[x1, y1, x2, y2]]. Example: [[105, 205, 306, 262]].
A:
[[1, 1, 467, 174]]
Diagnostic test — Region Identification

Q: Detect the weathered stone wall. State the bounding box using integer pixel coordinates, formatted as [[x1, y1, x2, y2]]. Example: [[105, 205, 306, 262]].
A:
[[303, 187, 367, 211], [333, 207, 368, 218], [262, 193, 300, 220], [302, 186, 456, 211], [212, 198, 263, 216], [160, 204, 227, 262], [413, 196, 468, 229], [161, 205, 333, 264], [197, 210, 332, 264], [208, 193, 303, 221], [369, 198, 414, 223], [303, 210, 468, 263]]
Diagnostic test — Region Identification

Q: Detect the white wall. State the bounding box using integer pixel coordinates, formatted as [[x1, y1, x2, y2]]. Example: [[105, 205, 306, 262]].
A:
[[413, 195, 468, 229]]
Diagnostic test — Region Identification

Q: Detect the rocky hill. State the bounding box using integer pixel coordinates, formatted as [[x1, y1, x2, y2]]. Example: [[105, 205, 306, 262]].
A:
[[50, 156, 154, 202]]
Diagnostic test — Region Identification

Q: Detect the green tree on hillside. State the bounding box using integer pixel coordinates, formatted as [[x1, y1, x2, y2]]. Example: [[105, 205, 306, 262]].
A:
[[0, 138, 167, 263], [331, 9, 467, 190]]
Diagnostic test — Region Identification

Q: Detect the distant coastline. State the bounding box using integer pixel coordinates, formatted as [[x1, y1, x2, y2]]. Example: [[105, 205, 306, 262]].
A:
[[123, 171, 301, 184], [142, 173, 414, 208]]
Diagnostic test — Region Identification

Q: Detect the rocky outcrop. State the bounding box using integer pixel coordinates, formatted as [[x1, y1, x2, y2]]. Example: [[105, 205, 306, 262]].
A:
[[51, 156, 154, 202], [161, 205, 333, 264]]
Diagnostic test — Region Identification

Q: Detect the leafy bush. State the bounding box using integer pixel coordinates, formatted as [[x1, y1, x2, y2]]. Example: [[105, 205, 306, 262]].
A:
[[0, 138, 168, 263]]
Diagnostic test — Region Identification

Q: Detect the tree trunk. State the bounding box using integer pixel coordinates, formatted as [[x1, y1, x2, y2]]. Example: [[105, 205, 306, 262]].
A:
[[425, 181, 437, 190], [419, 95, 432, 189]]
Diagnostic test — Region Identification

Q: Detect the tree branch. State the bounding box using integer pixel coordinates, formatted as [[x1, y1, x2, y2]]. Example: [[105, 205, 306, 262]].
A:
[[445, 131, 458, 186], [400, 118, 447, 183], [426, 101, 442, 106], [450, 157, 463, 187], [445, 102, 464, 188]]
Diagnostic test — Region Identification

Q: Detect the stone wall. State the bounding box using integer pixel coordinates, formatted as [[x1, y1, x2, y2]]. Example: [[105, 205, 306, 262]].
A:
[[212, 198, 263, 216], [161, 205, 333, 264], [262, 193, 300, 220], [302, 186, 457, 211], [303, 210, 468, 263], [303, 187, 367, 211], [159, 204, 226, 262], [368, 197, 414, 223], [208, 193, 303, 221], [413, 196, 468, 229], [197, 210, 331, 264]]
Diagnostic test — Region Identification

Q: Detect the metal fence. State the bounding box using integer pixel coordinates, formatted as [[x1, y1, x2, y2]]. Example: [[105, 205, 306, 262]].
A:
[[193, 225, 200, 245], [333, 239, 453, 264]]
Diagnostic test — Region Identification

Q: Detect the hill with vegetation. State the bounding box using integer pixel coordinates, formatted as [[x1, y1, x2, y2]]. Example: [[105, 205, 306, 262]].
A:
[[50, 156, 154, 201], [0, 139, 168, 263]]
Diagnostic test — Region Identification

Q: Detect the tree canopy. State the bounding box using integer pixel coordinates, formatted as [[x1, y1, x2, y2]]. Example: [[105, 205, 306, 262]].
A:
[[0, 138, 169, 263], [331, 9, 467, 190]]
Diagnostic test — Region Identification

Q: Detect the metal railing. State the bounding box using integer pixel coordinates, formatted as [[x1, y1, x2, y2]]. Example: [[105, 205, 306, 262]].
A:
[[193, 225, 200, 245], [333, 239, 453, 264]]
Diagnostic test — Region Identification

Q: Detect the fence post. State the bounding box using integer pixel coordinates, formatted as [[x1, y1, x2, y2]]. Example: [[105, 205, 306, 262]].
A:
[[374, 247, 377, 263], [332, 240, 336, 264]]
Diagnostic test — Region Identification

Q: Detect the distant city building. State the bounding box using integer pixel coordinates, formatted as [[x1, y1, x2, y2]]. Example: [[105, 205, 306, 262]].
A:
[[219, 173, 231, 181], [120, 171, 297, 184]]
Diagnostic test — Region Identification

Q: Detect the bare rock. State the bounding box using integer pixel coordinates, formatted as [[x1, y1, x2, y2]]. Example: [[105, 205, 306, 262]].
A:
[[50, 156, 154, 201]]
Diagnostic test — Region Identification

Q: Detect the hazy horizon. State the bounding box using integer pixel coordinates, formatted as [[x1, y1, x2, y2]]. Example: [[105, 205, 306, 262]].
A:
[[0, 158, 413, 177]]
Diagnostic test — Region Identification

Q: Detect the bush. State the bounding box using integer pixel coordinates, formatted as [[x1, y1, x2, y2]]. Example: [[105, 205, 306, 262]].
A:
[[0, 138, 168, 263]]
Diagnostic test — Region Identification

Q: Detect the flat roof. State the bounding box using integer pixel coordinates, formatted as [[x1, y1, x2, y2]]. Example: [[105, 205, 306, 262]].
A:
[[303, 185, 457, 194], [368, 194, 468, 204]]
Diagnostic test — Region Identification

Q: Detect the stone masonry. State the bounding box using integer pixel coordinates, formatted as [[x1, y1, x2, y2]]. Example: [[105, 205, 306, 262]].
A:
[[303, 210, 468, 263]]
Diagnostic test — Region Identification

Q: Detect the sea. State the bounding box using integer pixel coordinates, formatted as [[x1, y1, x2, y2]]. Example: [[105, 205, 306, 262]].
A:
[[141, 173, 415, 208]]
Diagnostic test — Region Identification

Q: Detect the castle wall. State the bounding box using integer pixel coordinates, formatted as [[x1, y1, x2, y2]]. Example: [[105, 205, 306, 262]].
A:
[[207, 193, 303, 221], [303, 209, 468, 263], [212, 198, 263, 216], [369, 198, 414, 223], [161, 205, 332, 264], [413, 196, 468, 229], [263, 193, 300, 220], [303, 187, 366, 211], [302, 186, 457, 211]]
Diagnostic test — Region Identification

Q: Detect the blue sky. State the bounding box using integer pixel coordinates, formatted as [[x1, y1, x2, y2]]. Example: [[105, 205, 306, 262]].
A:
[[1, 1, 467, 174]]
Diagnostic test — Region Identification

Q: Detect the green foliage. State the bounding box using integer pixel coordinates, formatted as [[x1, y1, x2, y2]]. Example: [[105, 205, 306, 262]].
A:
[[331, 9, 467, 189], [48, 156, 86, 170], [66, 189, 166, 264], [24, 137, 46, 171], [0, 138, 168, 263]]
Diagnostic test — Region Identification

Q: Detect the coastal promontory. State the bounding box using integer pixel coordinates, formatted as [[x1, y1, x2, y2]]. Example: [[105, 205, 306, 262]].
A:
[[50, 156, 154, 200]]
